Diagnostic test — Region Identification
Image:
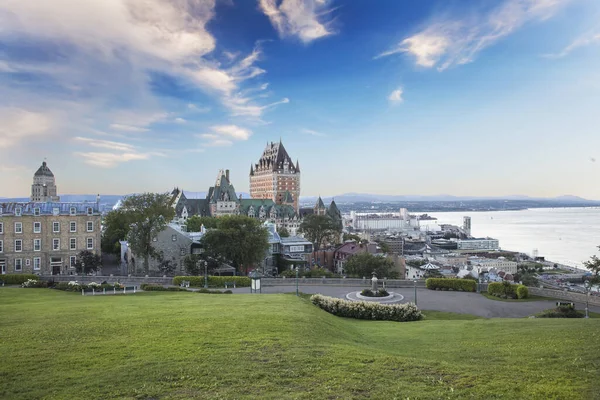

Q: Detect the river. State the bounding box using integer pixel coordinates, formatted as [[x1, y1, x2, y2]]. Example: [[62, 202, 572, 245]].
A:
[[428, 208, 600, 268]]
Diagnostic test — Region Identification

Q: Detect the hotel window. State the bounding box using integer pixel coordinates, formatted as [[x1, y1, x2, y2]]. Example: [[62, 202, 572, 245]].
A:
[[15, 222, 22, 234], [53, 239, 60, 251], [70, 222, 76, 232], [87, 238, 93, 250], [34, 207, 40, 216], [0, 240, 3, 252], [33, 257, 41, 271], [70, 207, 77, 216], [15, 239, 22, 252], [70, 238, 77, 250], [70, 256, 76, 268], [52, 208, 59, 216], [33, 222, 41, 233], [15, 207, 22, 216], [34, 239, 41, 252], [87, 207, 93, 216], [0, 222, 3, 234], [53, 222, 60, 233], [26, 259, 31, 267], [87, 221, 94, 232], [15, 258, 22, 271]]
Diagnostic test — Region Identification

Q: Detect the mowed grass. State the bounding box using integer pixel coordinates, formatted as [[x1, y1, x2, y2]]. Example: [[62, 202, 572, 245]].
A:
[[481, 292, 553, 302], [1, 289, 599, 399]]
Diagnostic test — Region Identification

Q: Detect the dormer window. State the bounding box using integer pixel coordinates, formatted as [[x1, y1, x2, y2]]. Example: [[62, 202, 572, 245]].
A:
[[15, 207, 22, 216], [70, 207, 77, 216], [52, 207, 59, 216], [87, 207, 93, 216], [34, 207, 40, 216]]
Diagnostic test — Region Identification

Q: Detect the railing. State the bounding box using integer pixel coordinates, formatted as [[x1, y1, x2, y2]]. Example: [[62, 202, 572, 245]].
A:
[[262, 277, 427, 288]]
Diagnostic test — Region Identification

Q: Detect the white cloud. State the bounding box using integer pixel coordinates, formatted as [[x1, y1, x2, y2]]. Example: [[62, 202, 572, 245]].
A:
[[259, 0, 337, 43], [109, 124, 149, 133], [0, 108, 55, 148], [210, 125, 252, 140], [377, 0, 571, 70], [546, 31, 600, 58], [388, 88, 403, 103], [187, 104, 211, 113], [302, 128, 326, 137], [74, 137, 136, 152], [174, 118, 186, 124], [75, 152, 153, 168]]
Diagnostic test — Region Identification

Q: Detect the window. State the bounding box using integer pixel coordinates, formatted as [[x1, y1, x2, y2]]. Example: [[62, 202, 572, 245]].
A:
[[70, 238, 76, 250], [15, 240, 22, 252], [53, 222, 60, 233], [0, 222, 3, 234], [180, 248, 186, 256], [87, 207, 93, 216], [15, 259, 22, 271], [70, 207, 76, 216], [25, 259, 31, 266], [15, 207, 22, 216], [70, 221, 76, 232], [70, 256, 76, 268], [33, 222, 41, 233], [87, 221, 94, 232], [15, 222, 22, 233], [33, 257, 41, 271], [34, 239, 41, 252], [87, 238, 94, 250], [172, 234, 177, 241], [34, 207, 40, 216], [52, 208, 59, 216], [0, 240, 3, 252], [53, 239, 60, 251]]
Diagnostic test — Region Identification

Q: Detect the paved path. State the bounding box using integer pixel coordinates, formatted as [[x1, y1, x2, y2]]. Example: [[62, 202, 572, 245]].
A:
[[230, 285, 600, 318]]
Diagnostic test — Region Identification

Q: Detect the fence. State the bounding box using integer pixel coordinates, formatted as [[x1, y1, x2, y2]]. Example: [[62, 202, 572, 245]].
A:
[[261, 277, 428, 288], [42, 275, 172, 286]]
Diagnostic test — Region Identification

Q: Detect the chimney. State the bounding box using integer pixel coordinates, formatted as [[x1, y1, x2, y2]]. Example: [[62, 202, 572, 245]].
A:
[[226, 169, 230, 182]]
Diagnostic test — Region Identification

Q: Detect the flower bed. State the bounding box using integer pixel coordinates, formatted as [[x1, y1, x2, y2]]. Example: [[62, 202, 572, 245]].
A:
[[21, 279, 48, 288], [310, 294, 422, 322], [360, 288, 390, 297], [140, 283, 188, 292], [425, 278, 476, 292], [53, 281, 123, 292]]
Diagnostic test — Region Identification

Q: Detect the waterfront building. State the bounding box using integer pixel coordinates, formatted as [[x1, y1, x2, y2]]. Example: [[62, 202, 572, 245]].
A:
[[468, 256, 517, 274], [457, 237, 500, 251], [463, 216, 472, 237], [250, 140, 301, 212], [0, 202, 101, 275], [30, 161, 60, 202]]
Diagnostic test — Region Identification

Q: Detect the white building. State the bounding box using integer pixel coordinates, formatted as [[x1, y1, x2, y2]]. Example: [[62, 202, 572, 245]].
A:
[[469, 256, 517, 274], [457, 238, 499, 251]]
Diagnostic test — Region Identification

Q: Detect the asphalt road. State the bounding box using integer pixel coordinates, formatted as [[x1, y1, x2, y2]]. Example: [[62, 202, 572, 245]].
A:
[[230, 285, 600, 318]]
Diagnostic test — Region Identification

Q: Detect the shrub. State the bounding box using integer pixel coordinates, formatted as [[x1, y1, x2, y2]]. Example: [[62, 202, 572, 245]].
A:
[[1, 274, 39, 285], [53, 282, 86, 292], [360, 289, 389, 297], [197, 288, 230, 294], [537, 306, 584, 318], [21, 279, 48, 288], [172, 276, 251, 288], [141, 283, 188, 292], [516, 285, 529, 299], [310, 294, 422, 322], [426, 278, 476, 292]]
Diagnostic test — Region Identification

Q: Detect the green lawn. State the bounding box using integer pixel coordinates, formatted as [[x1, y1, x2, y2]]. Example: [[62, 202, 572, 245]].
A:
[[1, 289, 599, 399], [481, 292, 553, 302]]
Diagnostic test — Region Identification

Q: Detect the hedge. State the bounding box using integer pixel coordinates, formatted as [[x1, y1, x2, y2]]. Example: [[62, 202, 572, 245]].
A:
[[173, 276, 250, 288], [425, 278, 476, 292], [140, 283, 188, 292], [310, 294, 422, 322], [537, 306, 583, 318], [0, 274, 40, 285], [488, 282, 529, 299], [197, 288, 233, 294]]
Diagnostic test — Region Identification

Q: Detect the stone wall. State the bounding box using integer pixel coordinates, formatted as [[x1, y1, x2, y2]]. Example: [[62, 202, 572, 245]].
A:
[[529, 287, 600, 306], [262, 277, 428, 288], [43, 275, 172, 286]]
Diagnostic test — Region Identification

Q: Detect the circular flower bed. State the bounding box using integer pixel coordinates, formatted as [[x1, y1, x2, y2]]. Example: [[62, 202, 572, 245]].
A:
[[360, 288, 390, 297]]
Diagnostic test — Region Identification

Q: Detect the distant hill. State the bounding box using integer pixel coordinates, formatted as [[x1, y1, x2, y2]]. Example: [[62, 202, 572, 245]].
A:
[[299, 193, 598, 204]]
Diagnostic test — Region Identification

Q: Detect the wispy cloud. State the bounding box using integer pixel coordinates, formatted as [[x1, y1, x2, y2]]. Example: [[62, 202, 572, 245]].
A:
[[187, 104, 211, 113], [302, 128, 326, 137], [109, 124, 149, 133], [376, 0, 570, 70], [196, 124, 253, 146], [74, 137, 137, 152], [74, 136, 163, 167], [545, 30, 600, 58], [0, 108, 55, 148], [388, 88, 403, 104], [258, 0, 337, 43]]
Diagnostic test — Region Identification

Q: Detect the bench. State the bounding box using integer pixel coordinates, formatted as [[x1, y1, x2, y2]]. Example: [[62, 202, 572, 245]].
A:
[[224, 281, 236, 289], [556, 301, 574, 308], [180, 281, 190, 288]]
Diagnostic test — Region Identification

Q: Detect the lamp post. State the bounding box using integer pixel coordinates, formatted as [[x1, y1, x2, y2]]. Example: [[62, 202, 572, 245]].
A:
[[294, 264, 298, 297], [413, 280, 417, 306], [584, 280, 591, 319], [204, 260, 208, 289]]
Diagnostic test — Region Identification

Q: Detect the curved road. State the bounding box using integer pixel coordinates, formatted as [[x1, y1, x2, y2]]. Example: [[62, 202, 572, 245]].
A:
[[231, 285, 600, 318]]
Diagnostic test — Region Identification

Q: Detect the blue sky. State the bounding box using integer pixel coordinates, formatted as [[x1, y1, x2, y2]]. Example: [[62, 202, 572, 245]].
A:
[[1, 0, 599, 199]]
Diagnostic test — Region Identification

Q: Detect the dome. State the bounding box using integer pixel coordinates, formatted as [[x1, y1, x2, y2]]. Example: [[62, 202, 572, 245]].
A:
[[34, 161, 54, 177]]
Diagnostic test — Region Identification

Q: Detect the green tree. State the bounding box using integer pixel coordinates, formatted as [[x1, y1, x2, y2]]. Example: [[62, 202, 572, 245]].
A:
[[278, 227, 290, 237], [101, 209, 134, 255], [299, 214, 341, 251], [123, 193, 176, 274], [200, 215, 269, 274], [75, 250, 102, 274], [343, 233, 361, 242], [375, 241, 390, 254], [344, 252, 398, 278], [185, 215, 218, 232], [583, 246, 600, 284]]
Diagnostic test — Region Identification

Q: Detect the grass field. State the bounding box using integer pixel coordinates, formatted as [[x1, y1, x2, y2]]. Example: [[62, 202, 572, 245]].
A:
[[1, 288, 599, 399]]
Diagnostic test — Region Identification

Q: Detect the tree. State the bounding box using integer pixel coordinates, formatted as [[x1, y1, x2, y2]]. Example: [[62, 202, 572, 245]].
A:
[[157, 259, 177, 275], [123, 193, 176, 274], [101, 209, 134, 255], [584, 246, 600, 284], [344, 252, 398, 278], [185, 216, 218, 232], [299, 214, 341, 251], [375, 241, 390, 254], [278, 227, 290, 237], [343, 233, 361, 242], [75, 250, 102, 274], [200, 215, 269, 274]]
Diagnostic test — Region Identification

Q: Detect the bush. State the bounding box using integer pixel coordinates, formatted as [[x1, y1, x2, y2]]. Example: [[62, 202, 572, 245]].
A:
[[21, 279, 48, 288], [141, 283, 188, 292], [53, 281, 86, 292], [311, 294, 422, 322], [197, 288, 231, 294], [172, 276, 250, 288], [516, 285, 529, 299], [360, 289, 389, 297], [426, 278, 476, 292], [1, 274, 39, 285], [537, 306, 584, 318]]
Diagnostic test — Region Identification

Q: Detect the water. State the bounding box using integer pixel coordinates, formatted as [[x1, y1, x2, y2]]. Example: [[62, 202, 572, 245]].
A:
[[428, 208, 600, 268]]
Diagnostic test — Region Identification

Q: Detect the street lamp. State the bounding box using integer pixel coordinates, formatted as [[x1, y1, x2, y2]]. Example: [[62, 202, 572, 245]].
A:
[[293, 264, 298, 297], [413, 280, 417, 306], [204, 260, 208, 289], [583, 280, 591, 319]]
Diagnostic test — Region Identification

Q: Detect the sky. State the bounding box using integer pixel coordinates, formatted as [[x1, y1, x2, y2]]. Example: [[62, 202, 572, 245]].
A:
[[1, 0, 600, 199]]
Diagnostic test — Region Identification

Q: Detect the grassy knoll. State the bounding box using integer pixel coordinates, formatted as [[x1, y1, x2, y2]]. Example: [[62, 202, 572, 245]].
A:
[[481, 292, 553, 302], [1, 289, 599, 399]]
